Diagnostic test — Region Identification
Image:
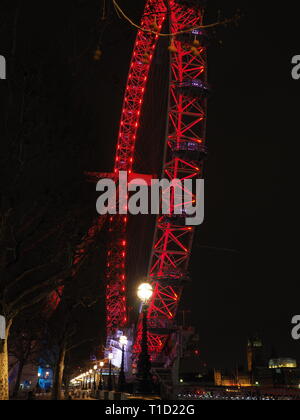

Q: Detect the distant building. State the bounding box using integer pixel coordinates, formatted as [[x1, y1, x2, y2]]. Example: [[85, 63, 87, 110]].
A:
[[269, 358, 297, 369], [214, 369, 251, 388], [106, 327, 133, 373], [247, 335, 265, 373], [214, 338, 300, 390], [214, 370, 222, 386], [268, 358, 300, 387]]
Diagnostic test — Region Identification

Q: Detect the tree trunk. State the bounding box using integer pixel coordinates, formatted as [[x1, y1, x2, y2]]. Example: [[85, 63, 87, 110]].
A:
[[52, 342, 66, 400], [0, 338, 9, 400], [0, 322, 12, 401], [12, 359, 25, 399]]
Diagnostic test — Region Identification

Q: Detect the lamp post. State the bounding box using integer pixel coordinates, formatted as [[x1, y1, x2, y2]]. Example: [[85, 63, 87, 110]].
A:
[[98, 361, 104, 391], [36, 372, 41, 393], [82, 373, 86, 390], [118, 335, 128, 392], [85, 372, 89, 390], [89, 369, 93, 390], [108, 353, 113, 391], [136, 282, 153, 394], [93, 365, 97, 391]]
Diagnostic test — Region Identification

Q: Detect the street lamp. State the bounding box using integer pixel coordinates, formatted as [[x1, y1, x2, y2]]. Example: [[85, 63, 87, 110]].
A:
[[136, 282, 153, 394], [118, 335, 128, 392], [36, 372, 41, 393], [93, 365, 97, 391], [89, 369, 93, 390], [108, 353, 113, 391], [98, 361, 104, 391], [137, 283, 153, 304]]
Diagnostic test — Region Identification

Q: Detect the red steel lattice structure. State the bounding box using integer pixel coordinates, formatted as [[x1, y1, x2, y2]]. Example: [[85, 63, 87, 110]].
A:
[[105, 0, 167, 338], [133, 1, 208, 359], [105, 0, 208, 359]]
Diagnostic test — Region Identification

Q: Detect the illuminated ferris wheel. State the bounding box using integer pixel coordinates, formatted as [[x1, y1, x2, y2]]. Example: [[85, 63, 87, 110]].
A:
[[90, 0, 209, 363]]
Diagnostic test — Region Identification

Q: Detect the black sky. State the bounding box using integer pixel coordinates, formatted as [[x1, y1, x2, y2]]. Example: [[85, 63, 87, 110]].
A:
[[1, 0, 300, 369]]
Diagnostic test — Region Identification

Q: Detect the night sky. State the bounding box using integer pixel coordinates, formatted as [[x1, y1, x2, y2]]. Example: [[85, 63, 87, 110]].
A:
[[1, 0, 299, 369]]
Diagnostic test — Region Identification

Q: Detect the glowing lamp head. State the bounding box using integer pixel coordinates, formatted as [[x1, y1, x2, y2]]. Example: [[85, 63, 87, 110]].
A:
[[119, 335, 128, 347], [100, 361, 104, 368], [108, 352, 113, 361], [137, 282, 153, 303], [93, 365, 97, 370], [89, 369, 93, 374]]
